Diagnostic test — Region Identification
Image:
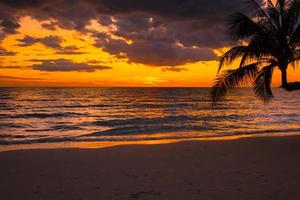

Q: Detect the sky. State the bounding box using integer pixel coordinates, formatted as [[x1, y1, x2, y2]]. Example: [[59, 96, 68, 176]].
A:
[[0, 0, 299, 87]]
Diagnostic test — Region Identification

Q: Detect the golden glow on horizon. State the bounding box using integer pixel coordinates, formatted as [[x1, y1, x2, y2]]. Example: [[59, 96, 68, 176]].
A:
[[0, 16, 299, 87]]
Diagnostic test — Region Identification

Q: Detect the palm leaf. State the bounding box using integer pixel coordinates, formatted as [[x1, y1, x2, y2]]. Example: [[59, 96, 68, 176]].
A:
[[266, 5, 280, 29], [228, 13, 262, 40], [218, 46, 251, 72], [211, 63, 259, 104], [285, 0, 300, 35], [291, 49, 300, 62], [253, 64, 275, 100], [248, 30, 278, 57], [291, 23, 300, 45], [246, 0, 278, 30]]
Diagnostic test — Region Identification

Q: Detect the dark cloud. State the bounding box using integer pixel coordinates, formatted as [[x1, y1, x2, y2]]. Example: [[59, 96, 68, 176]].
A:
[[41, 21, 58, 30], [98, 15, 113, 26], [56, 46, 87, 55], [31, 59, 112, 72], [91, 0, 254, 24], [0, 48, 17, 56], [0, 0, 263, 66], [91, 0, 261, 66], [96, 38, 216, 66], [0, 0, 47, 9], [0, 10, 21, 39], [17, 35, 62, 48], [162, 67, 188, 72], [17, 35, 85, 55], [86, 60, 104, 64]]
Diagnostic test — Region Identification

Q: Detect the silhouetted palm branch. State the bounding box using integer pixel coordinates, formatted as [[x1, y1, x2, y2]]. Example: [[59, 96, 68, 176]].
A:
[[246, 0, 278, 30], [228, 13, 262, 40], [286, 0, 300, 34], [291, 23, 300, 45], [218, 46, 249, 72], [253, 64, 275, 99], [211, 63, 259, 104]]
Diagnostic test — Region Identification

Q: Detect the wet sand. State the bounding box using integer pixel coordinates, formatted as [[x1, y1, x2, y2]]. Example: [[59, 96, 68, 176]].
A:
[[1, 136, 300, 200]]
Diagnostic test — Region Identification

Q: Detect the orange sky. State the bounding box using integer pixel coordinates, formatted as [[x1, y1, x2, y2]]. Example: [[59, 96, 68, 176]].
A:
[[0, 16, 299, 87]]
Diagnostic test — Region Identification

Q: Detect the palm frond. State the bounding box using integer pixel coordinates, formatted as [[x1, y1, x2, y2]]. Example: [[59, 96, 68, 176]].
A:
[[238, 45, 267, 67], [266, 5, 281, 28], [253, 64, 275, 100], [291, 23, 300, 45], [276, 0, 287, 10], [248, 30, 279, 57], [291, 49, 300, 62], [218, 46, 250, 72], [246, 0, 269, 17], [238, 31, 276, 67], [246, 0, 278, 30], [285, 0, 300, 35], [228, 13, 262, 40], [266, 0, 275, 7], [211, 63, 259, 104]]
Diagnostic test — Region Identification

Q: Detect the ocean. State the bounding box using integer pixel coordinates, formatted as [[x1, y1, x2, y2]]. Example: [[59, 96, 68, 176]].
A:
[[1, 87, 300, 149]]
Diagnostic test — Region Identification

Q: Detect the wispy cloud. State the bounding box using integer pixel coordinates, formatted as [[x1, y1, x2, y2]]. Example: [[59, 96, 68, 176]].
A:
[[162, 67, 188, 72], [17, 36, 86, 55], [0, 48, 17, 56], [0, 75, 44, 80], [31, 59, 112, 72]]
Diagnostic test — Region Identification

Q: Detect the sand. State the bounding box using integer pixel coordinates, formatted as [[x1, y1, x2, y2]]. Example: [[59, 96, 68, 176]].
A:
[[1, 136, 300, 200]]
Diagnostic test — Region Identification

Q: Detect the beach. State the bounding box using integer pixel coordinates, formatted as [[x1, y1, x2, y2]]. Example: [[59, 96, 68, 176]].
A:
[[1, 0, 300, 199], [1, 136, 300, 200]]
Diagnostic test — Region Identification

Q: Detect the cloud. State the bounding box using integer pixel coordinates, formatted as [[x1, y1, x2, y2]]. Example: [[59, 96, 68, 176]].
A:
[[17, 35, 62, 48], [90, 0, 261, 66], [96, 38, 216, 66], [0, 10, 21, 39], [41, 21, 58, 31], [55, 46, 87, 55], [0, 48, 17, 56], [0, 0, 264, 66], [162, 67, 188, 72], [31, 59, 112, 72], [17, 35, 85, 55], [0, 75, 44, 80], [86, 60, 104, 64]]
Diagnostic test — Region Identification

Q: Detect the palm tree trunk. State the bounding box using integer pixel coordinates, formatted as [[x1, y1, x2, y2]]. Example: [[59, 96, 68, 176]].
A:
[[280, 67, 300, 91], [280, 67, 288, 89]]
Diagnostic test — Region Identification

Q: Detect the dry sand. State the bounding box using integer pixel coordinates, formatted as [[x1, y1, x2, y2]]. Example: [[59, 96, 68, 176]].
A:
[[1, 136, 300, 200]]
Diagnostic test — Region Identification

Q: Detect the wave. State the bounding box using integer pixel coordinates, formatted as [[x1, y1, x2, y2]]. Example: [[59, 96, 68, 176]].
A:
[[17, 99, 58, 102], [60, 104, 112, 108], [87, 125, 216, 137], [3, 112, 87, 119], [228, 128, 300, 135], [2, 128, 300, 145], [90, 115, 195, 127], [59, 103, 196, 109], [0, 123, 28, 129], [0, 97, 14, 100], [131, 103, 193, 109], [87, 114, 249, 128], [0, 136, 76, 145]]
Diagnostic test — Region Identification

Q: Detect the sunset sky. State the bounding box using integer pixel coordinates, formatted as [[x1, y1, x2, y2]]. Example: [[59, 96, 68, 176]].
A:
[[0, 0, 299, 87]]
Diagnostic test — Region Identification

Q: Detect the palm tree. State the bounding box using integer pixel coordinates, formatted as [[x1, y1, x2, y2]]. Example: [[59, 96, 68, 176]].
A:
[[211, 0, 300, 104]]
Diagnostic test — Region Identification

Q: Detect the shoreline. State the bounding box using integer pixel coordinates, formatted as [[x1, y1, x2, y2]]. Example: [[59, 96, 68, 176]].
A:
[[1, 135, 300, 199], [1, 132, 300, 153]]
